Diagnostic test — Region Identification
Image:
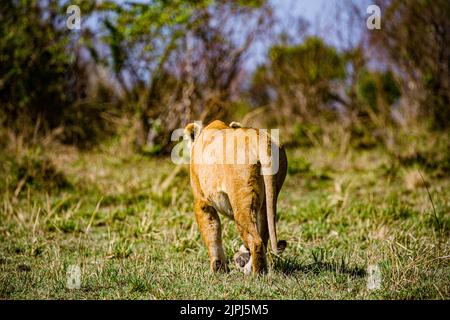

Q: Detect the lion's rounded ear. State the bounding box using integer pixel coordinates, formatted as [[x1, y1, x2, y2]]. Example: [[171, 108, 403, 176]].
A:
[[184, 123, 201, 142]]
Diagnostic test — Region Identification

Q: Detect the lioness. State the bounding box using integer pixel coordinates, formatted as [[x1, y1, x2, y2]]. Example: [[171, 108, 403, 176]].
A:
[[184, 120, 287, 274]]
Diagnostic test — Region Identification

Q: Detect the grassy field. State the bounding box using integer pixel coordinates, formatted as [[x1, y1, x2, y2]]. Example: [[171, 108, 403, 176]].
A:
[[0, 135, 449, 299]]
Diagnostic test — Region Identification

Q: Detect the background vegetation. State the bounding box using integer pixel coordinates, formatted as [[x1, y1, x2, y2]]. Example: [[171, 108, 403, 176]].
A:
[[0, 0, 448, 299]]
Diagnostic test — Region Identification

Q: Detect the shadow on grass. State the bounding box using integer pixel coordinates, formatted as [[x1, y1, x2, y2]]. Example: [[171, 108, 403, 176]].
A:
[[272, 255, 366, 278]]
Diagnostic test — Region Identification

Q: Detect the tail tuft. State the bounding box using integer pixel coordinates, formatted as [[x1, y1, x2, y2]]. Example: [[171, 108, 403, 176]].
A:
[[276, 240, 287, 254]]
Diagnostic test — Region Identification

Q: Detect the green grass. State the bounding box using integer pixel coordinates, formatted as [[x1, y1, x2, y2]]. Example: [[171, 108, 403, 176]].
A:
[[0, 141, 449, 299]]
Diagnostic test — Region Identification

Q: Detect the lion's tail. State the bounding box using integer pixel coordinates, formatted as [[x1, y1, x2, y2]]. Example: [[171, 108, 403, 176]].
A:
[[263, 164, 287, 255]]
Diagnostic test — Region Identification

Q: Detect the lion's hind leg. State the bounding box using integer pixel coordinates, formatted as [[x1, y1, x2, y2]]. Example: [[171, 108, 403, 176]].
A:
[[232, 192, 267, 275], [194, 200, 228, 272]]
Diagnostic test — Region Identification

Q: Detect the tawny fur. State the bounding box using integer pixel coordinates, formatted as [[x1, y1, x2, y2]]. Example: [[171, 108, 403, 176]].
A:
[[184, 120, 287, 274]]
